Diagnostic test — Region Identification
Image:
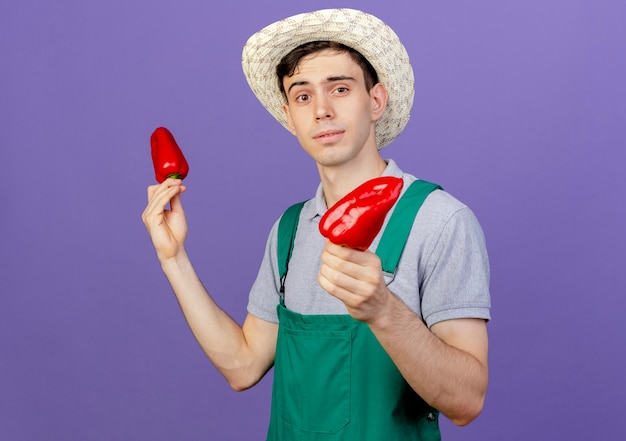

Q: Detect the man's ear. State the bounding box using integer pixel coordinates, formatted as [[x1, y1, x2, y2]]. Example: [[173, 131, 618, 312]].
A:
[[282, 103, 297, 135], [370, 83, 388, 122]]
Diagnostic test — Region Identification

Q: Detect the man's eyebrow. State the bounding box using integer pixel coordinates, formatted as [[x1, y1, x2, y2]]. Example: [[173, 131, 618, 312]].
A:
[[286, 76, 357, 94], [325, 75, 357, 83], [287, 81, 309, 94]]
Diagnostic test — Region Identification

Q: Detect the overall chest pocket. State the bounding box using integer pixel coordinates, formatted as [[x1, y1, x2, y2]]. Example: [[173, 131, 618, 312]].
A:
[[274, 326, 352, 434]]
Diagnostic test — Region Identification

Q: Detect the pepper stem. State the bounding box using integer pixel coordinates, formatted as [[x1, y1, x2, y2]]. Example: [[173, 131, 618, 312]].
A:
[[166, 173, 182, 180]]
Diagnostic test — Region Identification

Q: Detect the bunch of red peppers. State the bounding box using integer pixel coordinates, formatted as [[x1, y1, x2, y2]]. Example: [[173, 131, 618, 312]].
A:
[[150, 127, 189, 183], [319, 176, 403, 250]]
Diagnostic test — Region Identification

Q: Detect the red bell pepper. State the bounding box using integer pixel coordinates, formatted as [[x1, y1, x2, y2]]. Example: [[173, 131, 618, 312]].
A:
[[319, 176, 404, 250], [150, 127, 189, 183]]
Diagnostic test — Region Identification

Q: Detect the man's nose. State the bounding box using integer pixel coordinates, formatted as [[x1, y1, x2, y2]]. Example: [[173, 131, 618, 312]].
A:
[[315, 95, 333, 120]]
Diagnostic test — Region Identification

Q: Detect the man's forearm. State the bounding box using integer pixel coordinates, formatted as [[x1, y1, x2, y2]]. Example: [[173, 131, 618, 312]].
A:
[[159, 251, 276, 390], [368, 291, 489, 426]]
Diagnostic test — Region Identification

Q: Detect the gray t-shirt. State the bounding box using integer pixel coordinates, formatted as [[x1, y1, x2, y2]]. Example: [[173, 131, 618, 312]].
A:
[[247, 159, 491, 328]]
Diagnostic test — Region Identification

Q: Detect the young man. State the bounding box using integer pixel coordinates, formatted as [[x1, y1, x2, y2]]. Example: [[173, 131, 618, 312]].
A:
[[143, 8, 490, 440]]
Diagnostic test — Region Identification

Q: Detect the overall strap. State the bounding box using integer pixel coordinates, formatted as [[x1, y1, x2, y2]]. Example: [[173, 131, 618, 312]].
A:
[[277, 200, 306, 295], [376, 180, 442, 274]]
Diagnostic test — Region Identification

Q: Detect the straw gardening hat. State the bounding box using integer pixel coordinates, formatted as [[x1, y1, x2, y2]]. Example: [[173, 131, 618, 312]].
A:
[[241, 8, 414, 149]]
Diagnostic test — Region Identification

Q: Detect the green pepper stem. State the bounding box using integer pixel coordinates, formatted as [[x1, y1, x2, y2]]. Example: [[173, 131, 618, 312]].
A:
[[166, 173, 182, 180]]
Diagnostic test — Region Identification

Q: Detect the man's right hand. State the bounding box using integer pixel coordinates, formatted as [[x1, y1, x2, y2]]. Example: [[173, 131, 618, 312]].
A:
[[141, 178, 188, 262]]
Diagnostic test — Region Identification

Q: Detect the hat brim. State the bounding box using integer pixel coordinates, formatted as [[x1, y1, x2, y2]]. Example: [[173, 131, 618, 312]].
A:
[[242, 8, 414, 149]]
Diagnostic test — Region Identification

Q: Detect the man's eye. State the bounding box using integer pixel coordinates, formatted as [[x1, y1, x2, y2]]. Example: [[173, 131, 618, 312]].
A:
[[295, 94, 310, 103], [335, 87, 349, 94]]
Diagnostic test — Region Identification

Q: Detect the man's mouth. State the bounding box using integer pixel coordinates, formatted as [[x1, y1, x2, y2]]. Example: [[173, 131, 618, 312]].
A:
[[314, 130, 345, 142]]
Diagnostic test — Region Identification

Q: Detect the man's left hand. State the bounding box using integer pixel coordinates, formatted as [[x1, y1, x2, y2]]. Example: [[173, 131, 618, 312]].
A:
[[318, 240, 391, 322]]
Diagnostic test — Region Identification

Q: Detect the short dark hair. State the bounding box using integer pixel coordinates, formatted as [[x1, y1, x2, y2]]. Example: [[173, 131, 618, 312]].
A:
[[276, 41, 380, 99]]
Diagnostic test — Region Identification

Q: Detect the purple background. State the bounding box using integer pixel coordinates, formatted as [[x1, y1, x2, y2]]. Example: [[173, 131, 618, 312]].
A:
[[2, 0, 625, 439]]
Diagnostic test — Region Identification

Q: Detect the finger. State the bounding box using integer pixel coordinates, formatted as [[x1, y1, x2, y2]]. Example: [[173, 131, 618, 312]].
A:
[[321, 247, 353, 275], [169, 188, 186, 213], [153, 179, 184, 203], [324, 241, 348, 257], [324, 241, 374, 266], [319, 258, 366, 295], [147, 184, 159, 200], [321, 246, 375, 283], [318, 268, 355, 301], [143, 181, 184, 222], [146, 179, 180, 202]]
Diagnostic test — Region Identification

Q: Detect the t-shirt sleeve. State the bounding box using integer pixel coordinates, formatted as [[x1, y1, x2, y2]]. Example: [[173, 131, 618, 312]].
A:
[[420, 206, 491, 328], [246, 219, 282, 323]]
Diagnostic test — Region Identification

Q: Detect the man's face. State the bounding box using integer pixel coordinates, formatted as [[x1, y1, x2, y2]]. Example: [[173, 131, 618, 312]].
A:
[[281, 49, 387, 169]]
